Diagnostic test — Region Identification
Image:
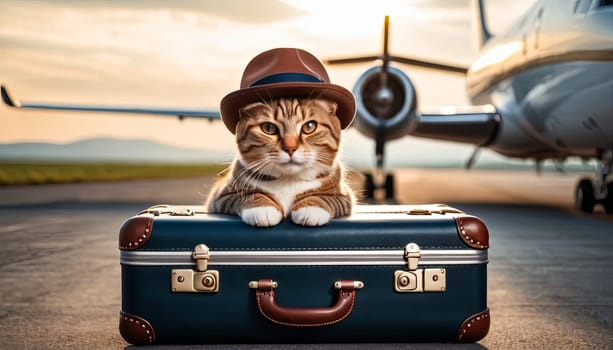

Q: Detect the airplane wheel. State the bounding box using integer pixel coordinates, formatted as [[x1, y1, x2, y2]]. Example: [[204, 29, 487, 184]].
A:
[[384, 174, 395, 200], [603, 182, 613, 214], [364, 173, 375, 199], [576, 179, 595, 213]]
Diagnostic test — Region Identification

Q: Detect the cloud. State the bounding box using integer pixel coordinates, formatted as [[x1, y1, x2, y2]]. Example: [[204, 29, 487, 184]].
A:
[[413, 0, 467, 9], [6, 0, 306, 23]]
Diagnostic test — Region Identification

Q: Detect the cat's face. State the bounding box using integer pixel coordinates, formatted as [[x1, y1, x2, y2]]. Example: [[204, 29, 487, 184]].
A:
[[235, 97, 342, 178]]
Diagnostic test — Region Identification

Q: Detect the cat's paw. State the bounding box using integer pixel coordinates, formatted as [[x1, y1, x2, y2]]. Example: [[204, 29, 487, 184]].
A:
[[291, 206, 331, 226], [240, 206, 283, 227]]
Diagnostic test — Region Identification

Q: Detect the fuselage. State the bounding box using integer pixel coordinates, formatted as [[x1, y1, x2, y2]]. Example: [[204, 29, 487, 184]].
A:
[[466, 0, 613, 159]]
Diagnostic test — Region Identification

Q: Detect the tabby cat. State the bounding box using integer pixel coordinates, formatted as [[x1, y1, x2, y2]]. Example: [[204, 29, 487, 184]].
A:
[[205, 97, 354, 227]]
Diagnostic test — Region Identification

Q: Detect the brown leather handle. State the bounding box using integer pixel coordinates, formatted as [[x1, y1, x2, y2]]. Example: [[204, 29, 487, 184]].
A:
[[251, 279, 363, 327]]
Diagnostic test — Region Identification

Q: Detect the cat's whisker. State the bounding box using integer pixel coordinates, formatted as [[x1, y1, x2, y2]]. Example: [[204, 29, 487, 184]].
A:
[[215, 163, 233, 177], [239, 158, 279, 191], [232, 158, 271, 195]]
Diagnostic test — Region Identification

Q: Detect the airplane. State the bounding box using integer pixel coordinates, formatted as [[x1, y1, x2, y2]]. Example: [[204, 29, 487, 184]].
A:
[[2, 0, 613, 214]]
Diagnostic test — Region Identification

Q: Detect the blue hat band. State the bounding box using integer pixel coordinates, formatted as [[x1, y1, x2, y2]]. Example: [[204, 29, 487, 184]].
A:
[[250, 73, 323, 87]]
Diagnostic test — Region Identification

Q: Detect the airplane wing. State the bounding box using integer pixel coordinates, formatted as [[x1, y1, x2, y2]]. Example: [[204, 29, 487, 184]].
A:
[[409, 105, 501, 146], [407, 106, 501, 169], [1, 84, 220, 121]]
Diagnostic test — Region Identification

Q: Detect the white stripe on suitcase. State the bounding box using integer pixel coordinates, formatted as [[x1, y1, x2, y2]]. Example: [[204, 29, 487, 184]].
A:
[[121, 248, 487, 266]]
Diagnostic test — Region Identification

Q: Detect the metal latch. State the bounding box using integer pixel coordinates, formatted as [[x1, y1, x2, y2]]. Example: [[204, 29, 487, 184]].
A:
[[394, 243, 446, 293], [171, 244, 219, 293], [139, 205, 195, 216]]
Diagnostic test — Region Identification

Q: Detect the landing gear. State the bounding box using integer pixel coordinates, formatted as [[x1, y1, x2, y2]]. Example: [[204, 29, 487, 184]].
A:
[[576, 179, 595, 213], [365, 173, 375, 199], [604, 182, 613, 214], [362, 124, 396, 202], [384, 174, 395, 200], [363, 171, 395, 202], [575, 149, 613, 214]]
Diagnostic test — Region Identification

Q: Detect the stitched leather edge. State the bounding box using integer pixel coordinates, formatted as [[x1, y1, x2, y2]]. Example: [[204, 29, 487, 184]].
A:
[[119, 310, 155, 344], [118, 215, 153, 250], [455, 215, 489, 249], [457, 308, 490, 342]]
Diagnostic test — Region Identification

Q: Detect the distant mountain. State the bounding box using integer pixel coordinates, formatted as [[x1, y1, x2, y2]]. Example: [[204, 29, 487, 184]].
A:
[[0, 137, 233, 163], [0, 137, 595, 172]]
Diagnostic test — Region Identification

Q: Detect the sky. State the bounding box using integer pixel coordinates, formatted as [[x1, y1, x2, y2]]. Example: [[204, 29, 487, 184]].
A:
[[0, 0, 538, 167]]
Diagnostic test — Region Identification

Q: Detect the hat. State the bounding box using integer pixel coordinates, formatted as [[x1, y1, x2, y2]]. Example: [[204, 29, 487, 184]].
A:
[[220, 48, 356, 134]]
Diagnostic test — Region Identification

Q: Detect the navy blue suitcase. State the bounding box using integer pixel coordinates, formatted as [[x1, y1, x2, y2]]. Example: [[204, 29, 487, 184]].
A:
[[118, 204, 490, 344]]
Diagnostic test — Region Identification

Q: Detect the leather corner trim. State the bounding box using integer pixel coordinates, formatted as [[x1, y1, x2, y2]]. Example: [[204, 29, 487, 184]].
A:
[[455, 215, 489, 249], [457, 308, 490, 342], [119, 310, 155, 345], [118, 215, 153, 250]]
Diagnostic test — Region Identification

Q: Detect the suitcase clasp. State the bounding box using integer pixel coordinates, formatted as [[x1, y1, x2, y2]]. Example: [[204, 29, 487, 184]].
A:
[[404, 243, 420, 270], [171, 244, 220, 293], [192, 244, 210, 271], [395, 243, 446, 293], [138, 205, 195, 216]]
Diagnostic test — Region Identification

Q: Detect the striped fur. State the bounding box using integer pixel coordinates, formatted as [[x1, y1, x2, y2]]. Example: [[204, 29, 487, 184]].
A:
[[205, 97, 354, 227]]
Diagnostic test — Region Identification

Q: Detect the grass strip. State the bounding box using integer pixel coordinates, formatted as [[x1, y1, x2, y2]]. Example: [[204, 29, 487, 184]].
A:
[[0, 162, 227, 185]]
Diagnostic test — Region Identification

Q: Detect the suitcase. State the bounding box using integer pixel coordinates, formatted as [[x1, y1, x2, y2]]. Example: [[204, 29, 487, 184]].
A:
[[118, 204, 490, 344]]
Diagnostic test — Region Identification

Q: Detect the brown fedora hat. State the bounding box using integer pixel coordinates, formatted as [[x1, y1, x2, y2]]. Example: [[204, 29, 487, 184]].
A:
[[220, 48, 356, 134]]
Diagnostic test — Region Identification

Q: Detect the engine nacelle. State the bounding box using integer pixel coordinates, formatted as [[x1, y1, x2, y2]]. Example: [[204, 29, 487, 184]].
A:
[[351, 66, 417, 142]]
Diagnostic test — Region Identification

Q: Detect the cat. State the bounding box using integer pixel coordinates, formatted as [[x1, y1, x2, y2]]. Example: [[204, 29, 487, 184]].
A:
[[205, 97, 354, 227]]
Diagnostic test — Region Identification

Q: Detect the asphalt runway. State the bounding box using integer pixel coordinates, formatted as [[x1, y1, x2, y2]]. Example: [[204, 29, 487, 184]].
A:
[[0, 168, 611, 349]]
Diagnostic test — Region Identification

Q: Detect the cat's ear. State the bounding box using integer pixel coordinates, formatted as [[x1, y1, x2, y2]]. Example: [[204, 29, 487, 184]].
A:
[[239, 102, 269, 119], [313, 98, 338, 116]]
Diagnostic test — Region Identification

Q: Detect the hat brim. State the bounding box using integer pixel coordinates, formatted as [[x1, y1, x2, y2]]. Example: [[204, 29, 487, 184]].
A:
[[219, 82, 356, 134]]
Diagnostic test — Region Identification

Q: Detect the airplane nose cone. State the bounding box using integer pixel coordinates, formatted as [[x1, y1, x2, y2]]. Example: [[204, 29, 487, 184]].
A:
[[375, 87, 394, 106]]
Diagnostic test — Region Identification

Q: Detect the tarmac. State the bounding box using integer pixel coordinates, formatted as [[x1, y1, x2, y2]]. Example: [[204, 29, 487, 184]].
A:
[[0, 168, 611, 349]]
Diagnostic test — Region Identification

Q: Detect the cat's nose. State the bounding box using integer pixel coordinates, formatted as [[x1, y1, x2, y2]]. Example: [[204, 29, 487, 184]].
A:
[[284, 146, 297, 157], [282, 136, 298, 157]]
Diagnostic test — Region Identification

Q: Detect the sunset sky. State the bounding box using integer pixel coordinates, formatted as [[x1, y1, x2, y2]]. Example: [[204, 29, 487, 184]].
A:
[[0, 0, 537, 166]]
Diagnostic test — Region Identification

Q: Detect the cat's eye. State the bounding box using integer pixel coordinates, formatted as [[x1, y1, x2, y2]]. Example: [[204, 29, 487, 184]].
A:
[[302, 121, 318, 134], [260, 122, 278, 135]]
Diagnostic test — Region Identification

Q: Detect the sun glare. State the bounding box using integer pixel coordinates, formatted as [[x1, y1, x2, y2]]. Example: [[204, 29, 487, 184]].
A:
[[283, 0, 414, 39]]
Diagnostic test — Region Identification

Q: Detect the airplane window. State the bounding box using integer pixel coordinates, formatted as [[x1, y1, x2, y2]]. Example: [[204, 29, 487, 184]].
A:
[[575, 0, 592, 13]]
